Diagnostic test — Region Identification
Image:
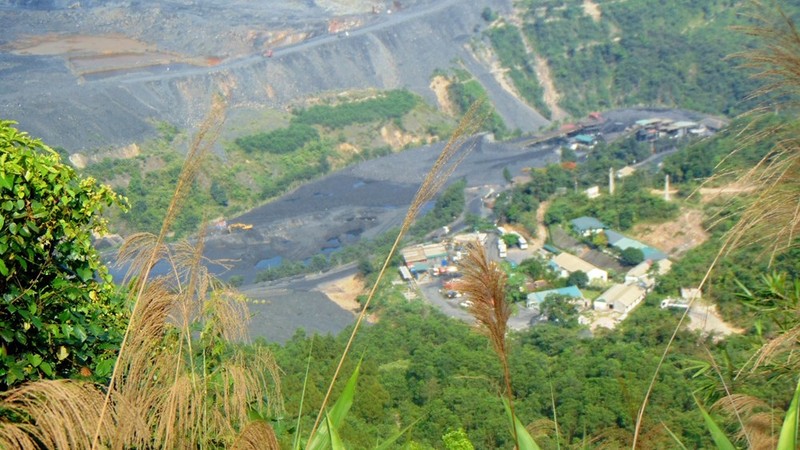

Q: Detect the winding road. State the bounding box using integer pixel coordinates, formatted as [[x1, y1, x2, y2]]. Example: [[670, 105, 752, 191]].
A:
[[101, 0, 465, 86]]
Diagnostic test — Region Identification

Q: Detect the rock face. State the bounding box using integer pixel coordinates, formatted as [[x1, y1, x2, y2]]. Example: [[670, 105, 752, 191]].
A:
[[0, 0, 548, 151]]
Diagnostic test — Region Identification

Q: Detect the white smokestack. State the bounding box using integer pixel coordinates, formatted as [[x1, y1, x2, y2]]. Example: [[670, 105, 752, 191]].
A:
[[609, 167, 615, 195]]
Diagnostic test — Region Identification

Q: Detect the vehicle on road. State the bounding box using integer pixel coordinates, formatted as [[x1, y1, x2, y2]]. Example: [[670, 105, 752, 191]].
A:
[[228, 223, 254, 232], [660, 299, 690, 309]]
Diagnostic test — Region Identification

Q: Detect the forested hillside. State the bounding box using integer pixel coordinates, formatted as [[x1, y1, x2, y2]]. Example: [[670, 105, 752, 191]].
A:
[[485, 0, 800, 117]]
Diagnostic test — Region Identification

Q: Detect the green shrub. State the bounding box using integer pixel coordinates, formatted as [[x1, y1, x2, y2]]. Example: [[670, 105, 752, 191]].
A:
[[293, 90, 418, 128]]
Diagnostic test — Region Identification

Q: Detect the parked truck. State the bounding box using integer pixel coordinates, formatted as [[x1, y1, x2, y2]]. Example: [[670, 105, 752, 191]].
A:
[[660, 299, 690, 310], [497, 240, 507, 258]]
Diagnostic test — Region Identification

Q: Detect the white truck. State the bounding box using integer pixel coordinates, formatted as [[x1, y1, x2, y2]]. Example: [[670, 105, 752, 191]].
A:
[[660, 299, 690, 310], [497, 240, 507, 258], [515, 233, 528, 250]]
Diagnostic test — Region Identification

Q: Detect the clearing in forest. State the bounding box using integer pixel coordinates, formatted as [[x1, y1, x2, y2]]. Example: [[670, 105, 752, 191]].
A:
[[631, 207, 708, 258]]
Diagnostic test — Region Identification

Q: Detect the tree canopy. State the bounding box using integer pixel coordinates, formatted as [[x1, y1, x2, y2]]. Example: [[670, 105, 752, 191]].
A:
[[0, 121, 126, 388], [620, 247, 645, 266]]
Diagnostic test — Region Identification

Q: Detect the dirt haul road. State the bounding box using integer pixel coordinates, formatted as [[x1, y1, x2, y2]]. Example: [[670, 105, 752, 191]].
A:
[[0, 0, 546, 150]]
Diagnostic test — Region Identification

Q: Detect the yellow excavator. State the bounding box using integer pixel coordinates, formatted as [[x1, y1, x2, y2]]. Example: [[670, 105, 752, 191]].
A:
[[227, 223, 253, 233]]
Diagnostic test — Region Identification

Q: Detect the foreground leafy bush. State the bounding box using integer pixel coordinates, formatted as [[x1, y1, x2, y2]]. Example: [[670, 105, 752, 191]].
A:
[[0, 121, 126, 388]]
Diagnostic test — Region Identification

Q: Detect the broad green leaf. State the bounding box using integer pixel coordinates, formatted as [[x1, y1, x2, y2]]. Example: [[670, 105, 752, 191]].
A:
[[503, 398, 541, 450], [39, 361, 53, 377], [27, 353, 43, 367], [308, 361, 361, 450], [0, 173, 14, 191], [73, 325, 88, 342], [76, 267, 92, 282], [94, 359, 114, 378], [695, 396, 736, 450], [0, 328, 13, 342], [326, 413, 346, 450], [776, 377, 800, 450], [327, 361, 360, 428], [0, 259, 7, 277]]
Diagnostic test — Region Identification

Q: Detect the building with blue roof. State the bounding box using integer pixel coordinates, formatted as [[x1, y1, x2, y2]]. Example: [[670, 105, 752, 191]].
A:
[[570, 216, 606, 237], [574, 134, 595, 146], [526, 285, 584, 309], [604, 230, 669, 261], [604, 229, 625, 245], [641, 247, 668, 261]]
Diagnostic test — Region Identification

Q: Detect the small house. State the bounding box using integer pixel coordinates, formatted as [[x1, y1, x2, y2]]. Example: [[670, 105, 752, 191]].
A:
[[526, 285, 585, 309], [574, 134, 595, 147], [422, 243, 448, 262], [552, 252, 608, 284], [542, 244, 560, 255], [401, 246, 427, 267], [700, 117, 727, 132], [401, 242, 449, 274], [570, 217, 606, 237], [604, 230, 668, 261], [583, 186, 600, 199], [624, 260, 673, 290], [594, 284, 646, 314], [398, 265, 413, 281]]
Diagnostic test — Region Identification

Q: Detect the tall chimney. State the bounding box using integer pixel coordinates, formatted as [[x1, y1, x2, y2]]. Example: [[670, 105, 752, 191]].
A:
[[609, 167, 615, 195], [664, 174, 670, 201]]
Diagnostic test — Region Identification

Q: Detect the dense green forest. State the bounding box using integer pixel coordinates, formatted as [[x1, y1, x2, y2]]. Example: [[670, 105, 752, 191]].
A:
[[268, 293, 721, 448], [483, 0, 800, 117]]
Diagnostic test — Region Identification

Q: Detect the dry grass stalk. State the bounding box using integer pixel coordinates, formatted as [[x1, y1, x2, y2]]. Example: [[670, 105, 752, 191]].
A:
[[712, 394, 780, 449], [107, 240, 280, 448], [459, 242, 518, 447], [90, 94, 280, 447], [305, 100, 487, 445], [92, 94, 228, 448], [460, 243, 510, 356], [752, 326, 800, 370], [231, 420, 281, 450], [0, 380, 116, 450], [526, 418, 556, 439], [715, 6, 800, 261]]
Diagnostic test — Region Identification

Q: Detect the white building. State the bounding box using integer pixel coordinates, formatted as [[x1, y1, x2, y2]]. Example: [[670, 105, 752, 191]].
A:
[[593, 284, 646, 315], [552, 252, 608, 284], [584, 186, 600, 199]]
